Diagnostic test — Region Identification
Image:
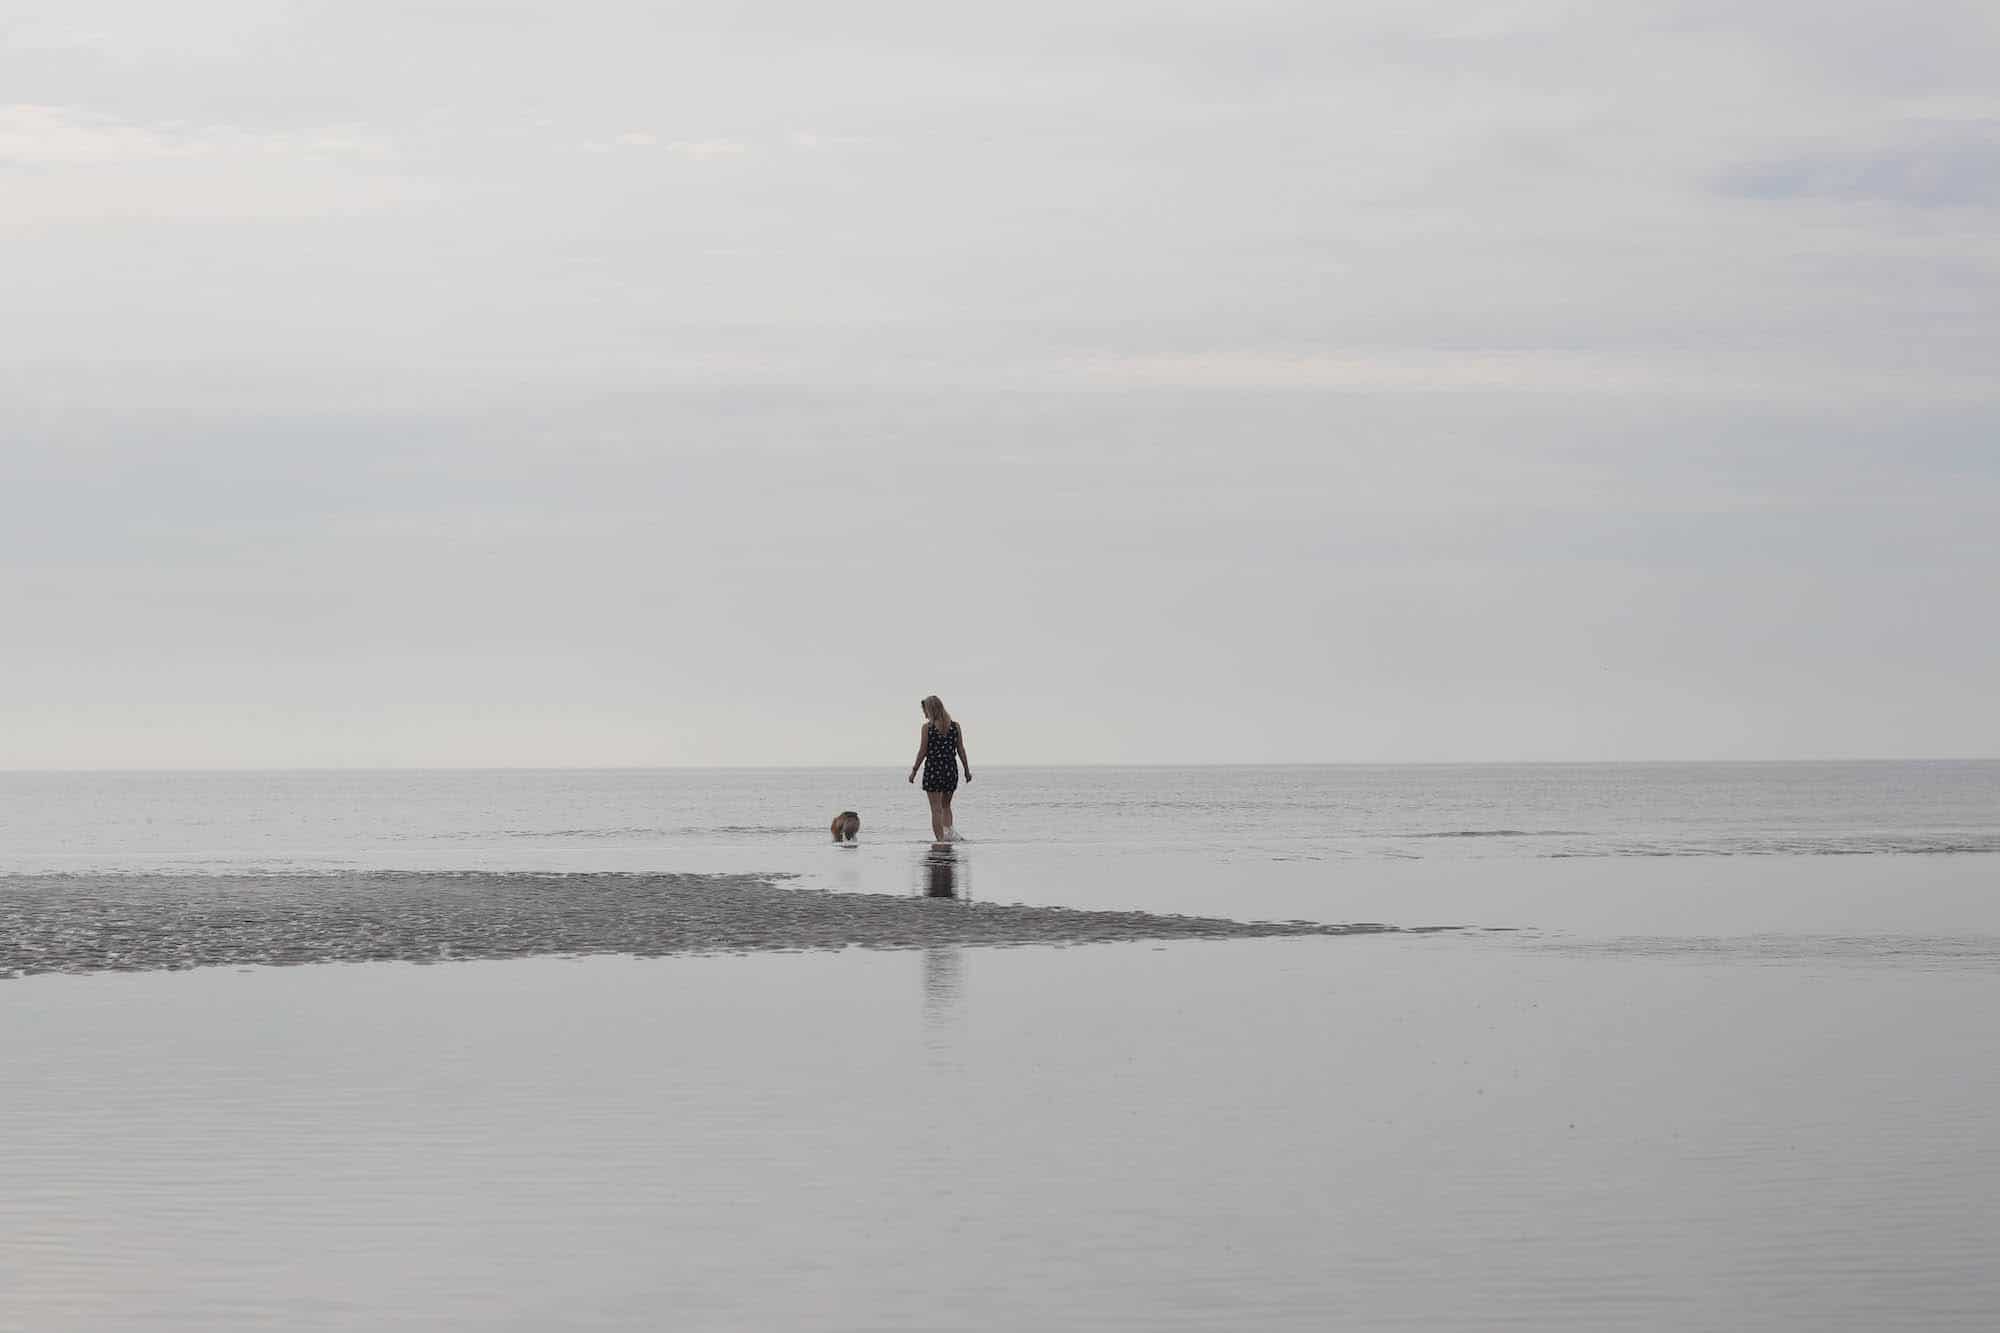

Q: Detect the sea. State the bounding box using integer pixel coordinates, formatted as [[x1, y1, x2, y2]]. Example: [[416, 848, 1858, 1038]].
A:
[[3, 762, 1997, 1330]]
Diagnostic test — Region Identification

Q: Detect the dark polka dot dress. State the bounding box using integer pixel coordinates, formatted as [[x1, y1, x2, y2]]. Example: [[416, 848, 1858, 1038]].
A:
[[922, 722, 960, 793]]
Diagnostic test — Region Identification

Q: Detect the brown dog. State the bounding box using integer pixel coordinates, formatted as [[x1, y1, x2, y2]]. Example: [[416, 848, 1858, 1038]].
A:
[[830, 811, 860, 843]]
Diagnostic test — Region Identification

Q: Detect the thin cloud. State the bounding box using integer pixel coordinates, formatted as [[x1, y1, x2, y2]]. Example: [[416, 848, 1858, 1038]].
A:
[[0, 104, 391, 166], [667, 138, 748, 159], [1717, 123, 2000, 208], [1075, 350, 2000, 404], [578, 134, 746, 157], [0, 104, 418, 226], [789, 130, 871, 151]]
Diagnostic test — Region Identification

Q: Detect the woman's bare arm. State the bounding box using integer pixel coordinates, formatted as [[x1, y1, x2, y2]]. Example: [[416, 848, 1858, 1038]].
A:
[[909, 726, 928, 783], [955, 727, 971, 782]]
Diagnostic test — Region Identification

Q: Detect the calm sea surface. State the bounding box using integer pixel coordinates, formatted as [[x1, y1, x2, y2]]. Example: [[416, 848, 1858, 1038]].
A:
[[3, 763, 1997, 1329], [5, 761, 1996, 875]]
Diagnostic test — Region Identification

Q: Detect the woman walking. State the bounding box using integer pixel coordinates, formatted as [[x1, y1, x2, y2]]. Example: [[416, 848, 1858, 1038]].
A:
[[908, 695, 972, 842]]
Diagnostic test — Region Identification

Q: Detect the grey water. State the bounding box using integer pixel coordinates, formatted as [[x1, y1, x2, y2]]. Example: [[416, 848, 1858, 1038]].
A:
[[3, 762, 1998, 1329], [5, 761, 1996, 876]]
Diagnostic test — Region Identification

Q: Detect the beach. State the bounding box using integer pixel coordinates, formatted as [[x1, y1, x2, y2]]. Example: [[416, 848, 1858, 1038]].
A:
[[17, 0, 1998, 1321], [3, 764, 1997, 1329]]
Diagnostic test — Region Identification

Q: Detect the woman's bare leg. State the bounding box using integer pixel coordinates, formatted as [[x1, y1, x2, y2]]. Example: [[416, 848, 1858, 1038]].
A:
[[941, 791, 957, 839], [926, 790, 947, 842]]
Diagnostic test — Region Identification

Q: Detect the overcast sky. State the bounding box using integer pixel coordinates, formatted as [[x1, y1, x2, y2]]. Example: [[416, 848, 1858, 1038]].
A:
[[3, 0, 1996, 767]]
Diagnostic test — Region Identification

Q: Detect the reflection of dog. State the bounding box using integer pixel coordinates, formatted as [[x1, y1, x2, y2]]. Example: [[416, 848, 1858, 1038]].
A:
[[830, 811, 861, 843]]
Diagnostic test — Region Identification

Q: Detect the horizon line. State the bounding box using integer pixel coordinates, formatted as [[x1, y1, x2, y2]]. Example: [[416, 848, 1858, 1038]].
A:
[[1, 757, 1995, 776]]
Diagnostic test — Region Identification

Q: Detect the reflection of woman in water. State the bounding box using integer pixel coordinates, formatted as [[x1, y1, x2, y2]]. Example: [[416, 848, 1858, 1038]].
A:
[[923, 844, 962, 898], [908, 694, 971, 843]]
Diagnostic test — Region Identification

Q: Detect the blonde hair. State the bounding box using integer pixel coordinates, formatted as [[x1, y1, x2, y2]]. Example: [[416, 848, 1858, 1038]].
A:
[[921, 695, 955, 733]]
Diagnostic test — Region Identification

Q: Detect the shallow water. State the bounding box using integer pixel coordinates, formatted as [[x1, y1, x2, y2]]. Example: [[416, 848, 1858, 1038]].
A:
[[5, 942, 1997, 1331], [2, 764, 1996, 1329]]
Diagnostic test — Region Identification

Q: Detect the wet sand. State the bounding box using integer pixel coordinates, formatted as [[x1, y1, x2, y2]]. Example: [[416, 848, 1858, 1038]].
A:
[[0, 872, 1439, 978]]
